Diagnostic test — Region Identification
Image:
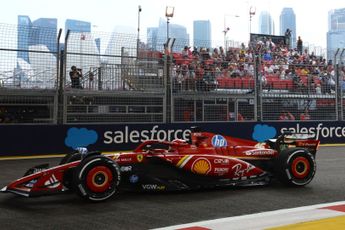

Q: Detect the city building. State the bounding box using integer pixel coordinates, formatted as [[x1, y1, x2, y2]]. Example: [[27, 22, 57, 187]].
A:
[[65, 19, 91, 35], [146, 27, 159, 51], [17, 16, 57, 62], [146, 18, 189, 52], [193, 20, 211, 49], [17, 16, 58, 87], [259, 11, 275, 35], [327, 8, 345, 62], [280, 8, 296, 48]]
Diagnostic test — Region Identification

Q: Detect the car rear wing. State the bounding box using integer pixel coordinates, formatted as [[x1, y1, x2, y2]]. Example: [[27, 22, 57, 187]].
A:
[[270, 131, 320, 155]]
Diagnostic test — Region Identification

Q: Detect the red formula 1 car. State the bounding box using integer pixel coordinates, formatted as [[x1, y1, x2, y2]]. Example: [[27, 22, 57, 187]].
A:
[[1, 128, 320, 202]]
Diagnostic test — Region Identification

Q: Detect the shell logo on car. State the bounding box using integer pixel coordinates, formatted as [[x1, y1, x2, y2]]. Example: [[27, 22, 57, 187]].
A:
[[192, 158, 211, 175]]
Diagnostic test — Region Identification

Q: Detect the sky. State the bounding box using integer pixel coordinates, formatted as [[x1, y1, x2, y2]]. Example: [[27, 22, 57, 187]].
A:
[[1, 0, 344, 49]]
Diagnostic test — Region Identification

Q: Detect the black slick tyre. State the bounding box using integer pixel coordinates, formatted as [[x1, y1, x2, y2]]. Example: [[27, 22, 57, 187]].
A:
[[275, 148, 316, 186], [73, 155, 121, 202]]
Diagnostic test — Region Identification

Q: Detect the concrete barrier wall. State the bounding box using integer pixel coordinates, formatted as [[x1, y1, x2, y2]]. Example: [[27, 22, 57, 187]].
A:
[[1, 121, 344, 156]]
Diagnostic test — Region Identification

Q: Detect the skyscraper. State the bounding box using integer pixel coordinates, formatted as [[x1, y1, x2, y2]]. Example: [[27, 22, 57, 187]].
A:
[[17, 16, 58, 62], [17, 15, 32, 62], [16, 16, 58, 87], [146, 18, 189, 52], [147, 27, 158, 51], [193, 20, 211, 49], [65, 19, 91, 35], [327, 8, 345, 62], [259, 11, 274, 35], [31, 18, 58, 54], [280, 8, 296, 48]]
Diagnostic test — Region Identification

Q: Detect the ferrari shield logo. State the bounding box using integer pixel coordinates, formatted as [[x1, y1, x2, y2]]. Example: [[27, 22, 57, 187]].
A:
[[137, 154, 143, 162]]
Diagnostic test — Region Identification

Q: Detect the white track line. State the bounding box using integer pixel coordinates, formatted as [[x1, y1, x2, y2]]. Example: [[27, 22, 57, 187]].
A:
[[153, 201, 345, 230]]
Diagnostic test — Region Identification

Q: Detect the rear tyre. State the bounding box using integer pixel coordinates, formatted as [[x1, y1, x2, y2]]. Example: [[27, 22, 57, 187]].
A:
[[275, 148, 316, 186], [73, 155, 121, 202]]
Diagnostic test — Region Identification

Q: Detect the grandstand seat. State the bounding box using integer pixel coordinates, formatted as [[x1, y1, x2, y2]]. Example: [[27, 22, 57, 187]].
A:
[[265, 74, 279, 82], [234, 78, 242, 88], [272, 79, 293, 90], [226, 78, 235, 88], [216, 77, 226, 88], [242, 78, 254, 89]]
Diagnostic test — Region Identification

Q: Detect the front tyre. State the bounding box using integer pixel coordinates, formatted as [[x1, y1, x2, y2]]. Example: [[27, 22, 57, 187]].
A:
[[73, 155, 121, 202], [275, 148, 316, 186]]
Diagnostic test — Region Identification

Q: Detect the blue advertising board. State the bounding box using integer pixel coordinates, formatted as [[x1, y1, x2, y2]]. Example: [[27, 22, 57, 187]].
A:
[[1, 121, 345, 156]]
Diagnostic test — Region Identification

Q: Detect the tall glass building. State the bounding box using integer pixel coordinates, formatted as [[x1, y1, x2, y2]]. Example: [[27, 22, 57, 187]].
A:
[[193, 20, 211, 49], [146, 18, 189, 52], [327, 8, 345, 62], [280, 8, 296, 48], [17, 16, 58, 86], [17, 15, 33, 62], [65, 19, 91, 35], [259, 11, 274, 35], [17, 16, 58, 61]]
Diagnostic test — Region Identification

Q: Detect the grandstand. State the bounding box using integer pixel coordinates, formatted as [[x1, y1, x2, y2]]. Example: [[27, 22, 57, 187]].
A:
[[0, 23, 344, 125]]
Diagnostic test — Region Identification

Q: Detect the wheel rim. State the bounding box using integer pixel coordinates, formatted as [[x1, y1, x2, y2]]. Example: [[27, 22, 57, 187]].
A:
[[86, 166, 113, 193], [291, 156, 310, 179]]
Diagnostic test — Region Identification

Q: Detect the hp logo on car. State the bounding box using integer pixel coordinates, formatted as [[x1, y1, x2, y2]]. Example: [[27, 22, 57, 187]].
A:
[[211, 135, 227, 147]]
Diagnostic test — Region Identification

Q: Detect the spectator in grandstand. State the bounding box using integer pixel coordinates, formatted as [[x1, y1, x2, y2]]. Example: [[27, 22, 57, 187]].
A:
[[300, 108, 311, 120], [263, 50, 273, 62], [69, 66, 83, 89], [264, 62, 275, 74], [320, 70, 335, 94], [315, 83, 322, 94], [237, 112, 245, 121], [228, 112, 245, 121], [88, 72, 94, 90], [182, 46, 192, 58], [284, 29, 292, 49], [192, 47, 199, 56], [297, 36, 303, 55], [219, 46, 226, 60], [279, 110, 295, 120], [200, 47, 211, 61]]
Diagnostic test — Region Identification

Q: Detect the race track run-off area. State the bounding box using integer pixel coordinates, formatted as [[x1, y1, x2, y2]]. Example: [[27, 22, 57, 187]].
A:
[[0, 146, 344, 230]]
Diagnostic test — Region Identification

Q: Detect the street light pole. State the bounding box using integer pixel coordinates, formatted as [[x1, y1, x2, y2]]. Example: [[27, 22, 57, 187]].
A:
[[165, 6, 174, 40], [249, 6, 256, 35], [167, 18, 170, 40], [164, 6, 174, 123], [223, 14, 239, 50], [137, 5, 141, 58]]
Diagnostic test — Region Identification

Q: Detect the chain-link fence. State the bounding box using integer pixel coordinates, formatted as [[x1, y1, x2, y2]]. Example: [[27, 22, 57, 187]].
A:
[[0, 23, 345, 124]]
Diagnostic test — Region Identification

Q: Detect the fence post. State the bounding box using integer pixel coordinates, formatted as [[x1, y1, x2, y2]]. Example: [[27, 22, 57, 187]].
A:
[[54, 29, 62, 124], [98, 67, 102, 90], [338, 48, 345, 120], [163, 52, 172, 123], [60, 30, 70, 124], [254, 47, 263, 121]]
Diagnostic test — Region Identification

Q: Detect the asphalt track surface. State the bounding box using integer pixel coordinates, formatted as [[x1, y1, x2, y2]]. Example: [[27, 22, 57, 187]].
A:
[[0, 146, 344, 230]]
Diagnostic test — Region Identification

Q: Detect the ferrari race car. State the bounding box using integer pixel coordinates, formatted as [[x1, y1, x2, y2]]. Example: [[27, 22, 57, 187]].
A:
[[1, 128, 320, 202]]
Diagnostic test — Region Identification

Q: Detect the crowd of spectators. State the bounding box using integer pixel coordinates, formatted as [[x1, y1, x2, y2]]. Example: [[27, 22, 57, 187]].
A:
[[170, 35, 344, 95]]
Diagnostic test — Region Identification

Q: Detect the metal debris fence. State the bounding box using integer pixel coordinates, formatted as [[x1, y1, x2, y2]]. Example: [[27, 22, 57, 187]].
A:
[[0, 23, 344, 124]]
